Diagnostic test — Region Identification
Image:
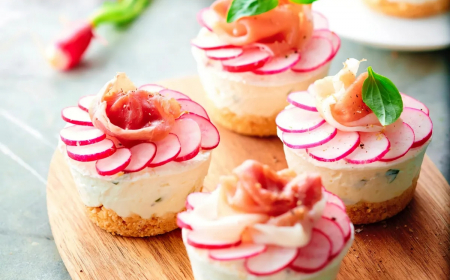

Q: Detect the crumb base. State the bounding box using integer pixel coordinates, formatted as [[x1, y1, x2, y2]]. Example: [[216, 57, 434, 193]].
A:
[[363, 0, 450, 18]]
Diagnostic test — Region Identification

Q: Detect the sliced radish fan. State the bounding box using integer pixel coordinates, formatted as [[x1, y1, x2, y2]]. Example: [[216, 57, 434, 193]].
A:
[[287, 91, 318, 112], [178, 99, 210, 120], [171, 118, 202, 162], [222, 48, 270, 73], [60, 125, 105, 146], [282, 123, 337, 149], [307, 130, 360, 162], [291, 37, 333, 73], [66, 139, 116, 162], [179, 113, 220, 150], [380, 122, 414, 162], [313, 218, 345, 259], [344, 132, 390, 164], [205, 47, 243, 60], [401, 93, 429, 115], [322, 203, 351, 241], [245, 246, 298, 276], [290, 230, 331, 273], [276, 107, 325, 133], [186, 192, 211, 210], [187, 229, 241, 249], [61, 106, 93, 126], [252, 52, 301, 75], [400, 108, 432, 148], [159, 89, 191, 100], [312, 12, 329, 30], [124, 143, 157, 172], [209, 243, 267, 261], [139, 84, 165, 93], [148, 133, 181, 167], [78, 95, 96, 112], [96, 148, 131, 176]]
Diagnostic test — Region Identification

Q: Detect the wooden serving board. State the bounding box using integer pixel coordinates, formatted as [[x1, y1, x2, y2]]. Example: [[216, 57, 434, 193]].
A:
[[47, 77, 450, 280]]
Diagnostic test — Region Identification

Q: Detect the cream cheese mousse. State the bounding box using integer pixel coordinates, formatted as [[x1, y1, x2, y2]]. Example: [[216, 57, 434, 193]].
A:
[[191, 0, 340, 136], [178, 160, 354, 280], [58, 73, 220, 237], [276, 58, 433, 224]]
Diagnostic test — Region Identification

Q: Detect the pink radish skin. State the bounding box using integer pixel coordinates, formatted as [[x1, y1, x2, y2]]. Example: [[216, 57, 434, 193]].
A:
[[290, 230, 332, 273], [66, 139, 116, 162], [191, 35, 232, 50], [245, 246, 299, 276], [314, 217, 345, 259], [276, 107, 325, 133], [60, 125, 106, 146], [186, 192, 211, 210], [345, 132, 390, 164], [95, 148, 132, 176], [61, 106, 93, 126], [380, 122, 414, 162], [282, 123, 337, 149], [401, 93, 429, 115], [171, 119, 202, 162], [148, 133, 181, 167], [222, 48, 271, 73], [124, 143, 157, 173], [209, 243, 267, 261], [139, 84, 165, 93], [325, 190, 346, 209], [291, 37, 333, 73], [400, 108, 433, 148], [78, 95, 96, 112], [177, 99, 210, 120], [307, 130, 360, 162], [252, 52, 301, 75], [179, 113, 220, 150], [205, 47, 244, 60], [197, 8, 213, 31], [322, 203, 351, 241], [187, 230, 242, 249], [177, 212, 193, 230], [312, 11, 329, 30], [159, 89, 191, 100], [312, 29, 341, 59], [287, 91, 318, 112]]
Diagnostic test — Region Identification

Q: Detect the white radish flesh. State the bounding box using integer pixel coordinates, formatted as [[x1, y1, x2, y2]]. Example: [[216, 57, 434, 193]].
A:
[[245, 246, 298, 276], [282, 123, 337, 149], [179, 113, 220, 150], [252, 52, 301, 75], [60, 125, 106, 146], [124, 143, 157, 173], [61, 106, 93, 126], [78, 95, 96, 112], [159, 89, 191, 100], [344, 132, 390, 164], [401, 93, 429, 115], [400, 108, 433, 148], [313, 12, 329, 30], [307, 130, 360, 162], [322, 203, 351, 241], [187, 230, 241, 249], [171, 119, 202, 162], [209, 243, 267, 261], [222, 48, 271, 73], [291, 37, 333, 73], [380, 122, 414, 162], [325, 190, 346, 209], [177, 212, 193, 230], [205, 47, 243, 60], [186, 192, 211, 210], [276, 107, 325, 133], [95, 148, 131, 176], [287, 91, 318, 112], [196, 8, 213, 31], [148, 133, 181, 167], [314, 217, 345, 258], [290, 230, 331, 273], [66, 139, 116, 162], [312, 30, 340, 58], [191, 33, 232, 50], [138, 84, 165, 93], [177, 99, 210, 120]]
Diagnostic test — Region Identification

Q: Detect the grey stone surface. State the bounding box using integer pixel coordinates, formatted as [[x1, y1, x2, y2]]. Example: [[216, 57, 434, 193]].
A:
[[0, 0, 448, 279]]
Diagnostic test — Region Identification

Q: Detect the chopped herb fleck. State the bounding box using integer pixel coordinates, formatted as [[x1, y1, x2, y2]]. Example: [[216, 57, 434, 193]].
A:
[[112, 181, 119, 185], [386, 169, 400, 183], [155, 197, 162, 203]]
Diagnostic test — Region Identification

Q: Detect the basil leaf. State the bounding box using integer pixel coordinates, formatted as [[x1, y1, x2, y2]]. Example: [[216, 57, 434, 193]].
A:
[[362, 67, 403, 126], [227, 0, 279, 23], [289, 0, 318, 4]]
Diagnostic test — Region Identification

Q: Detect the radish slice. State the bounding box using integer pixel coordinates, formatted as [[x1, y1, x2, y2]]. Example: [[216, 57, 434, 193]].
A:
[[401, 93, 429, 115], [177, 212, 193, 230], [322, 203, 351, 241], [124, 143, 157, 173], [287, 91, 318, 112], [187, 230, 241, 249], [314, 218, 345, 259], [148, 133, 181, 167], [191, 33, 232, 50], [276, 107, 325, 133], [159, 89, 191, 100], [313, 11, 329, 30], [400, 108, 433, 148], [61, 106, 93, 126], [95, 148, 131, 176], [380, 122, 414, 162], [282, 123, 337, 149], [325, 191, 346, 209], [209, 243, 267, 261], [312, 29, 341, 57], [78, 95, 96, 112], [205, 47, 243, 60], [60, 125, 106, 146], [290, 230, 331, 273], [245, 246, 299, 276], [139, 84, 165, 93], [186, 192, 211, 210], [307, 130, 360, 162], [179, 113, 220, 150], [344, 132, 390, 164], [197, 8, 213, 31], [177, 99, 210, 120], [222, 48, 271, 73], [66, 139, 116, 162], [171, 118, 202, 162], [252, 52, 301, 75], [291, 37, 333, 73]]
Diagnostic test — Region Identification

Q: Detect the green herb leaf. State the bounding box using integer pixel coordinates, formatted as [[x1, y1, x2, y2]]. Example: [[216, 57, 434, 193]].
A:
[[362, 67, 403, 126], [289, 0, 319, 4], [227, 0, 279, 23], [90, 0, 150, 27], [385, 169, 400, 183]]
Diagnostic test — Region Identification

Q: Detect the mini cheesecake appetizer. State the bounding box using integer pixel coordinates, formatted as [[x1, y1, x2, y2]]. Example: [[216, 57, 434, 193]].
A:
[[59, 73, 220, 237], [192, 0, 340, 137], [178, 160, 354, 280], [363, 0, 449, 18], [277, 58, 433, 224]]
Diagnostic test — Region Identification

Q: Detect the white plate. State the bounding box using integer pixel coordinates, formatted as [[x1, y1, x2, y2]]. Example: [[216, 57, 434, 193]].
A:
[[313, 0, 450, 51]]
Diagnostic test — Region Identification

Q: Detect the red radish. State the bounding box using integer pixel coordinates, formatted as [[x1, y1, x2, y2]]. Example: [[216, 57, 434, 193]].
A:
[[282, 123, 337, 149], [345, 132, 390, 164], [380, 122, 414, 162], [197, 8, 213, 31], [307, 130, 360, 162], [314, 217, 345, 258], [400, 108, 433, 148], [177, 212, 193, 230], [287, 91, 318, 112], [325, 191, 346, 209], [179, 113, 220, 150], [171, 119, 202, 162], [187, 230, 241, 249], [147, 133, 181, 167], [61, 106, 93, 126], [322, 203, 351, 241], [290, 230, 332, 273], [209, 243, 267, 261], [138, 84, 165, 93], [205, 47, 244, 60], [95, 148, 131, 176], [60, 125, 106, 146], [291, 37, 333, 73], [245, 246, 298, 276], [191, 34, 232, 50], [312, 11, 329, 30], [186, 192, 211, 210], [222, 48, 271, 73], [276, 107, 325, 133], [252, 52, 301, 75], [401, 93, 429, 115], [312, 29, 341, 58], [124, 142, 157, 173], [66, 139, 115, 162], [177, 99, 210, 120], [159, 89, 191, 100], [78, 95, 96, 112]]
